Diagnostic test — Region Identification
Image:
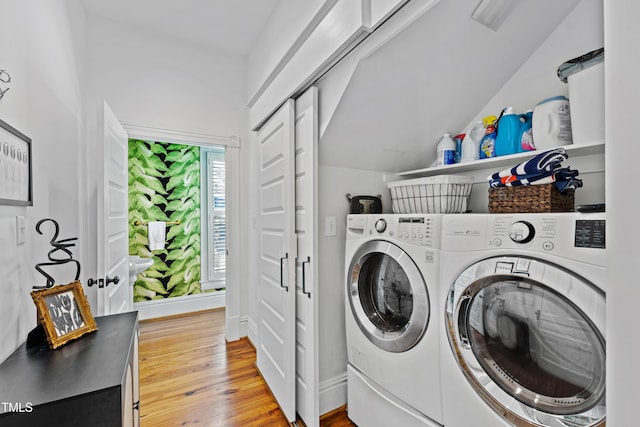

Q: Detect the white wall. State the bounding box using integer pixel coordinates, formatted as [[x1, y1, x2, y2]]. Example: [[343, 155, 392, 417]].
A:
[[0, 0, 87, 363], [83, 16, 250, 315], [316, 164, 394, 409], [606, 0, 640, 425], [469, 0, 604, 125]]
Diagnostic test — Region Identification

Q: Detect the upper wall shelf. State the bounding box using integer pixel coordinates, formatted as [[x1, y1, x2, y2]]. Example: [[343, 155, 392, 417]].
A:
[[397, 141, 605, 177]]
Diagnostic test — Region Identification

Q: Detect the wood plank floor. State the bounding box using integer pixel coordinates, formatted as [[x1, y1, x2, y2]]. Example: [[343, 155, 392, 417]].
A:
[[138, 309, 356, 427]]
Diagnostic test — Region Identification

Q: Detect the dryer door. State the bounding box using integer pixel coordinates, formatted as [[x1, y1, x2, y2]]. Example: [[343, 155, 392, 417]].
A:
[[445, 256, 606, 427], [348, 240, 429, 353]]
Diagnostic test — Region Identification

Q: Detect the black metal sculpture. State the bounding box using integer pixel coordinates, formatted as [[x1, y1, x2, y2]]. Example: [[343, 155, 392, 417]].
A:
[[34, 218, 81, 289]]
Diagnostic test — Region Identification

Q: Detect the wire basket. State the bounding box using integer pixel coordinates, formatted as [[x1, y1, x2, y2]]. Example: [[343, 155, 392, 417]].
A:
[[388, 175, 474, 214], [488, 183, 575, 213]]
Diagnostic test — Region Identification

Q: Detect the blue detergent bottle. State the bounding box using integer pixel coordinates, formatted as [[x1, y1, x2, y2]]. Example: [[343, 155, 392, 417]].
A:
[[495, 107, 522, 156]]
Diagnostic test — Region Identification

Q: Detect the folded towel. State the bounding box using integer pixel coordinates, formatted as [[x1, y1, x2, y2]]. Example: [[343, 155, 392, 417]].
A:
[[488, 148, 568, 181], [490, 167, 580, 187], [148, 221, 166, 251], [489, 168, 582, 192]]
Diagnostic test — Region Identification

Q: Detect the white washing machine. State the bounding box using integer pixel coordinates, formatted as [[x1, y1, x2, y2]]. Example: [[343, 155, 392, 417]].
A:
[[439, 213, 606, 427], [345, 214, 443, 427]]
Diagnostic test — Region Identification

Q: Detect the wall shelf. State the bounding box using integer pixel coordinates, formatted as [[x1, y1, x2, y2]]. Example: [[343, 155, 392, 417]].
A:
[[397, 141, 605, 178]]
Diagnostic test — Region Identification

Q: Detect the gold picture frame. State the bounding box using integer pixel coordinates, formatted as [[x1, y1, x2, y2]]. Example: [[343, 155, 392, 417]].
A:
[[30, 281, 98, 349]]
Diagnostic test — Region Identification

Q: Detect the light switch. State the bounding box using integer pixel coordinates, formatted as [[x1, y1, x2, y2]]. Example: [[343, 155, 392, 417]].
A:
[[325, 216, 337, 237], [16, 215, 25, 245]]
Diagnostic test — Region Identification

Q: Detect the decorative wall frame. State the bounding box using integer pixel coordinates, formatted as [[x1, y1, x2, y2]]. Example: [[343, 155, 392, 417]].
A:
[[0, 117, 32, 206], [30, 281, 98, 349]]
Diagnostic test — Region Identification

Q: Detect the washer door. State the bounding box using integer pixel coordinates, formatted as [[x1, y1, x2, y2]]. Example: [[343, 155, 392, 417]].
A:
[[446, 256, 605, 427], [348, 240, 429, 353]]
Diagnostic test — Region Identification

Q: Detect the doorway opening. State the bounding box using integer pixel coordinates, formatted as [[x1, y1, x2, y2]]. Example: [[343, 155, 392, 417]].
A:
[[128, 138, 227, 318]]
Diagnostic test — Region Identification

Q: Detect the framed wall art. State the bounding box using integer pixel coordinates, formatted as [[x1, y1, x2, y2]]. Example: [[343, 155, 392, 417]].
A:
[[0, 118, 32, 206], [30, 281, 98, 349]]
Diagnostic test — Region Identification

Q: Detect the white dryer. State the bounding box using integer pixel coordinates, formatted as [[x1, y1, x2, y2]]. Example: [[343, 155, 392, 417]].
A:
[[345, 214, 443, 427], [439, 213, 606, 427]]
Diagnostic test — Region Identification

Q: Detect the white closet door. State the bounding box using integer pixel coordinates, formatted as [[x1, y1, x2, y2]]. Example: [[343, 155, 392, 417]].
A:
[[294, 87, 319, 427], [96, 100, 130, 316], [256, 99, 297, 422]]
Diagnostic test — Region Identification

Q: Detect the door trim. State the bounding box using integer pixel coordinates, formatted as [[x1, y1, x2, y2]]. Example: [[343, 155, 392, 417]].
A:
[[121, 123, 241, 340]]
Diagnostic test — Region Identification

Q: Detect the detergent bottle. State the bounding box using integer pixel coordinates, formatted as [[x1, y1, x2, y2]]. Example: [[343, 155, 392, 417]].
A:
[[520, 109, 535, 151], [479, 115, 498, 159], [532, 96, 572, 150], [436, 133, 456, 166], [460, 121, 484, 163], [495, 107, 522, 156]]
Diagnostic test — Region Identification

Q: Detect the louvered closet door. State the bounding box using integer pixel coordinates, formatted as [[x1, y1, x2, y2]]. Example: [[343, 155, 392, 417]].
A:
[[294, 87, 319, 427], [257, 99, 297, 422]]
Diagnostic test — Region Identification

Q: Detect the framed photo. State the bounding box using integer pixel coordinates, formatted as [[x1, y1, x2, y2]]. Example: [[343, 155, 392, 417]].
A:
[[0, 117, 32, 206], [30, 281, 98, 349]]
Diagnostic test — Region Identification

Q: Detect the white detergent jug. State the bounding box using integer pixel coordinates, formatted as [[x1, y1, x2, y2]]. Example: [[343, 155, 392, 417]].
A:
[[460, 121, 484, 163], [532, 96, 573, 150]]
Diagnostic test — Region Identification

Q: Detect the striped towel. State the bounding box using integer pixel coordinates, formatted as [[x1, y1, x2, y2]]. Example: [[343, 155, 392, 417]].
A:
[[489, 167, 582, 192], [488, 148, 568, 181]]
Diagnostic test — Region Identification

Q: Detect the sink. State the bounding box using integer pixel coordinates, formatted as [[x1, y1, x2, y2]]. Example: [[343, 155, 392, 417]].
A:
[[129, 255, 154, 283]]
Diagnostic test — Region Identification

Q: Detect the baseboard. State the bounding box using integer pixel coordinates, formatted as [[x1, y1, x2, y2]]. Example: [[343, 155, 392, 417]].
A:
[[319, 372, 348, 416], [134, 292, 225, 321], [245, 315, 258, 347]]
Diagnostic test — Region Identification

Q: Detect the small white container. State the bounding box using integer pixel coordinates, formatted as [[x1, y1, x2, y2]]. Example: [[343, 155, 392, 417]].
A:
[[388, 175, 474, 214], [460, 121, 484, 162], [436, 133, 456, 166], [568, 61, 605, 145]]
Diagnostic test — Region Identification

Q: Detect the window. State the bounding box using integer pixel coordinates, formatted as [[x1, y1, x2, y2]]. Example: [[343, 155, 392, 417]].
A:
[[202, 147, 226, 290]]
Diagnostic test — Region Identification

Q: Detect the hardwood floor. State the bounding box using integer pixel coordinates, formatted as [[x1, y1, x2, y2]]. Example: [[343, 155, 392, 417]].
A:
[[138, 309, 356, 427]]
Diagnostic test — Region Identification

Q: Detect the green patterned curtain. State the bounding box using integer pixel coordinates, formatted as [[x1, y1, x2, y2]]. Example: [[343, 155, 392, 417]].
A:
[[128, 139, 201, 302]]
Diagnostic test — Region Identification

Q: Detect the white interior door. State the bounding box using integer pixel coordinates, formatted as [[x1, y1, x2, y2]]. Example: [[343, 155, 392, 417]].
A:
[[257, 99, 297, 422], [294, 87, 319, 427], [96, 100, 130, 316]]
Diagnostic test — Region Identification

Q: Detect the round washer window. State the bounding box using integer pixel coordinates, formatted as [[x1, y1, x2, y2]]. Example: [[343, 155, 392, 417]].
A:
[[348, 240, 429, 353], [446, 256, 606, 426]]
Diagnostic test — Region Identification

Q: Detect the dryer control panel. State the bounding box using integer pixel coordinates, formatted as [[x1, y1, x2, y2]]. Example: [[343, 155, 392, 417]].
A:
[[367, 215, 442, 248]]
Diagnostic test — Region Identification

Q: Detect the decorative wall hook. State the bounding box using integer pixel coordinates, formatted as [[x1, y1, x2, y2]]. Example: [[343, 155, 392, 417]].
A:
[[34, 218, 81, 289], [0, 69, 10, 101]]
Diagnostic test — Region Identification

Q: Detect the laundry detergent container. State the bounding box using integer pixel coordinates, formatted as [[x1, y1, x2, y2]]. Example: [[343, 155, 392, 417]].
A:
[[388, 175, 474, 214], [558, 48, 605, 145]]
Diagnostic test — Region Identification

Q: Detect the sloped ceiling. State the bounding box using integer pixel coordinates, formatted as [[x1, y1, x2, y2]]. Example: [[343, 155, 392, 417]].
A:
[[81, 0, 281, 56], [320, 0, 581, 173]]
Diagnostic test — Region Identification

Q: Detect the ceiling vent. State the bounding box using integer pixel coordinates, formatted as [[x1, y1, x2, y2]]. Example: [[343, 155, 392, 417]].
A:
[[471, 0, 516, 31]]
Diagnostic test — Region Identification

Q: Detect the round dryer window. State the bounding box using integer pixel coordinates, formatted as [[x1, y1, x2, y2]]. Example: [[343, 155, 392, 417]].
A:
[[348, 240, 429, 353], [445, 256, 606, 426]]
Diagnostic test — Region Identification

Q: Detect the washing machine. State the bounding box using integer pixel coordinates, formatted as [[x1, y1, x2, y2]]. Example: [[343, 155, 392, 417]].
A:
[[345, 214, 443, 427], [439, 213, 606, 427]]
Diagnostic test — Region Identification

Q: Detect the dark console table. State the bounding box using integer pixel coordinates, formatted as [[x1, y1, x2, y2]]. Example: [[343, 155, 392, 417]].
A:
[[0, 311, 139, 426]]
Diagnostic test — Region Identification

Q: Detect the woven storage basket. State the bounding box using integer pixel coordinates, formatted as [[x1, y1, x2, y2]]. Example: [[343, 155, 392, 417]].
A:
[[488, 183, 575, 213]]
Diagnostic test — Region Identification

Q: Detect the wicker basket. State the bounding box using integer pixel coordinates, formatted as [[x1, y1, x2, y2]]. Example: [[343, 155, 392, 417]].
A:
[[488, 184, 575, 213], [388, 175, 474, 214]]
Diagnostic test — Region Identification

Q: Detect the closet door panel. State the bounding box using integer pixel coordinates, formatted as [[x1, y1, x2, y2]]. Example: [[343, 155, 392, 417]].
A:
[[256, 99, 297, 422]]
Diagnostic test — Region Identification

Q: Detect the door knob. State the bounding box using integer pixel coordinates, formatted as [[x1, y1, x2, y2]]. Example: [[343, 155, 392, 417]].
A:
[[87, 278, 98, 287], [106, 276, 120, 286]]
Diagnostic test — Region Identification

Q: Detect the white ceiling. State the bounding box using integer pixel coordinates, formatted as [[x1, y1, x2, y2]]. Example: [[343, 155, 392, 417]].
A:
[[81, 0, 281, 56]]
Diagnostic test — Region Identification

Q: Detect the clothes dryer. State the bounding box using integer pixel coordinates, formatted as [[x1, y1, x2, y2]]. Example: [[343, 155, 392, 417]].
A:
[[439, 213, 606, 427], [345, 214, 443, 427]]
